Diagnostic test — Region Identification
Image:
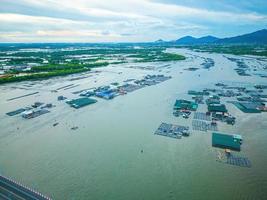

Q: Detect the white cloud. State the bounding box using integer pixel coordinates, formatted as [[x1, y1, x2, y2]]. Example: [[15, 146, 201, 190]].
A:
[[0, 0, 266, 42]]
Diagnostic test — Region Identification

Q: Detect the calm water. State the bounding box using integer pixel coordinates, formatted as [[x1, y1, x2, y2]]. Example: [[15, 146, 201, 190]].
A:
[[0, 49, 267, 200]]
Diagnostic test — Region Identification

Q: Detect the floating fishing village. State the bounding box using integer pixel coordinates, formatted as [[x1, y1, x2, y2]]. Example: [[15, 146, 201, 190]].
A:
[[0, 45, 267, 199], [5, 74, 171, 118], [2, 0, 267, 198]]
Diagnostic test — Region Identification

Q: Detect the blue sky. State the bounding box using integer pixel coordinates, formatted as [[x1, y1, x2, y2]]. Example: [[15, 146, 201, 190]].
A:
[[0, 0, 266, 42]]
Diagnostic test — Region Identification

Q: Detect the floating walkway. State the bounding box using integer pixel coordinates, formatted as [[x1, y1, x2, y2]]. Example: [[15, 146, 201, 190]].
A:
[[7, 92, 39, 101], [56, 84, 74, 91], [0, 174, 52, 200]]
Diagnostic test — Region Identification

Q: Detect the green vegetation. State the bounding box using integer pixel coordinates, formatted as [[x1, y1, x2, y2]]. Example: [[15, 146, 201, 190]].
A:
[[187, 45, 267, 57], [0, 68, 89, 84], [0, 44, 185, 84], [0, 68, 86, 84], [29, 62, 108, 72], [120, 47, 186, 62], [0, 62, 109, 84], [133, 52, 185, 62]]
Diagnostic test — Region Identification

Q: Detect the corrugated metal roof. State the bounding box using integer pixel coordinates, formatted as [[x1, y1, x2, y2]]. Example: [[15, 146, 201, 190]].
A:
[[212, 132, 241, 151], [208, 104, 227, 113]]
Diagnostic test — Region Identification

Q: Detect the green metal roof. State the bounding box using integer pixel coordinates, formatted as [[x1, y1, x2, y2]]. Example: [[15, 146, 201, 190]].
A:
[[188, 90, 209, 96], [174, 99, 198, 111], [208, 104, 227, 113], [67, 97, 97, 109], [212, 132, 241, 151], [230, 101, 261, 113]]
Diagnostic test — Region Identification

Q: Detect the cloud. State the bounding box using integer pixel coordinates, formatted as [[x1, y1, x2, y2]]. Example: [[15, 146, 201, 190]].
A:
[[0, 0, 267, 42]]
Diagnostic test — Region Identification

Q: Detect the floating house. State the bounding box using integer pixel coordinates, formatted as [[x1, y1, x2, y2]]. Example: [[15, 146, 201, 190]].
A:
[[22, 109, 50, 119], [215, 83, 227, 87], [95, 90, 116, 100], [206, 98, 220, 105], [208, 104, 227, 113], [57, 96, 67, 101], [80, 90, 95, 97], [174, 99, 198, 111], [67, 97, 97, 109], [94, 85, 118, 100], [32, 102, 43, 108], [192, 95, 204, 104], [22, 110, 34, 118], [206, 95, 221, 105], [212, 132, 242, 151], [188, 90, 209, 96], [254, 84, 267, 89]]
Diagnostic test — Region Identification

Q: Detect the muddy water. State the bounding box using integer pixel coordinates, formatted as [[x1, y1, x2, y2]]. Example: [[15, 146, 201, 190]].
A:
[[0, 49, 266, 200]]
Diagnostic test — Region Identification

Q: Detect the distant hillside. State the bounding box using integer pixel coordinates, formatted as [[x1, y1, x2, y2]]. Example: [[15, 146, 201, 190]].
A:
[[198, 36, 219, 43], [154, 39, 165, 43], [175, 36, 197, 44], [217, 29, 267, 44], [173, 29, 267, 45], [175, 35, 219, 44]]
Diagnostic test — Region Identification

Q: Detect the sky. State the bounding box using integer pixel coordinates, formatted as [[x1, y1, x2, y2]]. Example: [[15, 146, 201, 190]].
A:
[[0, 0, 267, 42]]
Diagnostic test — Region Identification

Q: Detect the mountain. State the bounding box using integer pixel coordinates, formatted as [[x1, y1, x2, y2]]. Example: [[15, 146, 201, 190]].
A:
[[173, 29, 267, 45], [154, 39, 165, 43], [175, 36, 197, 44], [175, 35, 219, 44], [217, 29, 267, 44], [197, 36, 219, 43]]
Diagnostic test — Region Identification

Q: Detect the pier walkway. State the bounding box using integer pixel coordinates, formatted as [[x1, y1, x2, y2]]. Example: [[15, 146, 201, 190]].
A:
[[0, 175, 51, 200]]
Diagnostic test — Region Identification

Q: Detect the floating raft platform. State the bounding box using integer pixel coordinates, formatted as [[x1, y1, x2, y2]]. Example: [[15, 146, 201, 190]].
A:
[[228, 101, 262, 113], [7, 92, 39, 101], [154, 123, 189, 139], [118, 84, 144, 93], [192, 120, 217, 132], [193, 112, 211, 121], [226, 155, 252, 168], [22, 109, 50, 119], [6, 108, 26, 116]]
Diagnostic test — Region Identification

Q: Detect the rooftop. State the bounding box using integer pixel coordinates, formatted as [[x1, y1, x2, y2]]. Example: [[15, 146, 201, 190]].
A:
[[208, 104, 227, 113], [174, 99, 198, 111], [212, 132, 241, 151], [67, 97, 97, 109]]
